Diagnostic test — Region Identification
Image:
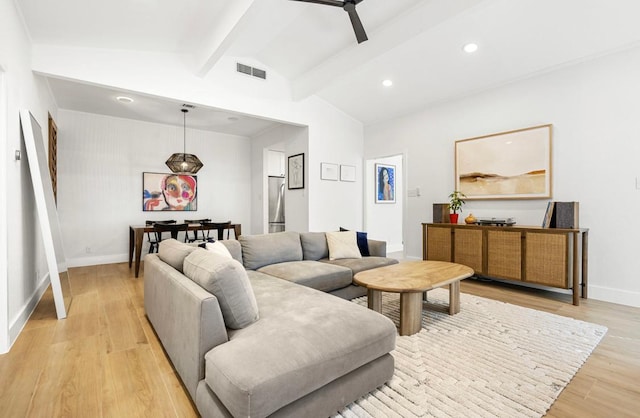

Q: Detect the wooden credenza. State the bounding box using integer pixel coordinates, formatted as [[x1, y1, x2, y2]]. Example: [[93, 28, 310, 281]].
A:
[[422, 223, 589, 305]]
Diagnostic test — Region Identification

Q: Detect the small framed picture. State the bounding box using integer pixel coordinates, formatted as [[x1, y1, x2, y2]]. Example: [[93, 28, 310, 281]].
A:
[[340, 165, 356, 182], [288, 153, 304, 189], [321, 163, 339, 181], [375, 163, 396, 203]]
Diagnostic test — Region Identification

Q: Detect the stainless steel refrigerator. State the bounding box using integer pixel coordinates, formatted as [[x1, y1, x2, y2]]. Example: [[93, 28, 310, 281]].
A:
[[268, 176, 285, 233]]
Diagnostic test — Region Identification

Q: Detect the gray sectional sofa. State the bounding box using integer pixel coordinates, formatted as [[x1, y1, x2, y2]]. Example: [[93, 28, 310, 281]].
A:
[[144, 231, 399, 418]]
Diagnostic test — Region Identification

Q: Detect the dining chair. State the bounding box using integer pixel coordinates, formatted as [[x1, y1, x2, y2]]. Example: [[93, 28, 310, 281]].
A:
[[145, 220, 177, 253], [153, 223, 189, 248], [201, 221, 232, 241], [184, 218, 211, 242]]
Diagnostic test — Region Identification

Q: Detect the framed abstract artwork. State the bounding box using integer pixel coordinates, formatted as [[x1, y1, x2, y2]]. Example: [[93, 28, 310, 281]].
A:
[[288, 153, 304, 189], [143, 172, 198, 211], [455, 124, 552, 200], [320, 163, 339, 181], [375, 163, 396, 203]]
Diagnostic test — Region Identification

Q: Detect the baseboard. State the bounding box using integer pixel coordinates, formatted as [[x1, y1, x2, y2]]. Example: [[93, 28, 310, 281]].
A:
[[387, 244, 404, 253], [404, 255, 422, 260], [66, 253, 129, 268], [9, 272, 50, 348], [588, 285, 640, 308], [469, 277, 638, 308]]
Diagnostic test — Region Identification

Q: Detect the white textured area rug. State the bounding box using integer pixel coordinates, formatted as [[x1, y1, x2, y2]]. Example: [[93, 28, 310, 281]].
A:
[[336, 289, 607, 418]]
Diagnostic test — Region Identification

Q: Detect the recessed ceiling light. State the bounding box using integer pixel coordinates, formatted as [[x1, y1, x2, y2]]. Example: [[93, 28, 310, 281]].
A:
[[382, 79, 393, 87], [116, 96, 134, 103], [463, 43, 478, 53]]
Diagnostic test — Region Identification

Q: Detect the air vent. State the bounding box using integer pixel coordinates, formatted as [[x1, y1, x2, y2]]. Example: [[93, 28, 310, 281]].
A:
[[236, 62, 267, 80], [182, 103, 196, 109], [237, 63, 252, 75], [252, 68, 266, 79]]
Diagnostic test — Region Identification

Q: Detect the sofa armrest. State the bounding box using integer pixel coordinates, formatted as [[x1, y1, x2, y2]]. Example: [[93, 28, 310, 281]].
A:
[[367, 239, 387, 257], [144, 254, 229, 400]]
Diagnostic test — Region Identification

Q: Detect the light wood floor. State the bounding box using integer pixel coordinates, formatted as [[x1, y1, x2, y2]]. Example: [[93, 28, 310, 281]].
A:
[[0, 262, 638, 417]]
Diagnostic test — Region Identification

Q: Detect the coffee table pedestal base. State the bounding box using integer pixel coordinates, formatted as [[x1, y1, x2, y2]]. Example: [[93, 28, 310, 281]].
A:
[[367, 281, 462, 337], [400, 292, 423, 336], [367, 289, 382, 312]]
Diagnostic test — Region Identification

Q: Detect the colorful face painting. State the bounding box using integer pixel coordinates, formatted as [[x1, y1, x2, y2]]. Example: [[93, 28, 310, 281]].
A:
[[143, 173, 198, 211]]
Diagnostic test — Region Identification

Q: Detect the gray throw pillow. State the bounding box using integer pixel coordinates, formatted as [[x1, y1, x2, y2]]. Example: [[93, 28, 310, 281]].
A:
[[183, 249, 259, 329], [158, 238, 198, 273]]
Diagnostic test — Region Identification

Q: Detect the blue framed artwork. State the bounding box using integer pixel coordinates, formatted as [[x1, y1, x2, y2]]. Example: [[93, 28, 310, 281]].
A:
[[375, 163, 395, 203]]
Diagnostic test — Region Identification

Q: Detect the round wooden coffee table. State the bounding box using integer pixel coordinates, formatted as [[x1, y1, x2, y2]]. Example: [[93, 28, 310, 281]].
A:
[[354, 260, 474, 336]]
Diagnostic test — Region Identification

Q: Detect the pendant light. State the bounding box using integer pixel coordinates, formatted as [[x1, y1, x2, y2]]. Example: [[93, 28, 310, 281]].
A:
[[166, 108, 203, 174]]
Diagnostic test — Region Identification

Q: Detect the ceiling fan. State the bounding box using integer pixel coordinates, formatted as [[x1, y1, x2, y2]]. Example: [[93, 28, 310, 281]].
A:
[[290, 0, 368, 44]]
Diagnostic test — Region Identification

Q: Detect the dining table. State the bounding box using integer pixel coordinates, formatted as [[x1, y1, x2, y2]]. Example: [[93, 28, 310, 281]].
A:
[[128, 222, 242, 278]]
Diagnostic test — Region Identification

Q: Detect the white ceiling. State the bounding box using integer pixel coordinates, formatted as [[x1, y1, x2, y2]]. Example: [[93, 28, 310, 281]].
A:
[[16, 0, 640, 134], [46, 78, 280, 136]]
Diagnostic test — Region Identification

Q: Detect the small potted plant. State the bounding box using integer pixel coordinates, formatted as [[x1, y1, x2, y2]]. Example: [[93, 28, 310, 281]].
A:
[[448, 190, 466, 224]]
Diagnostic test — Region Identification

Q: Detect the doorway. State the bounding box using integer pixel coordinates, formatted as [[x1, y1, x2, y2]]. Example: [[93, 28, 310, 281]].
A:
[[364, 154, 404, 255]]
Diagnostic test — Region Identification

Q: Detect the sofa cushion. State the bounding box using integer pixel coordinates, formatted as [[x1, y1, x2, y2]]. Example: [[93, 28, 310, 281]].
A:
[[183, 249, 259, 329], [158, 238, 198, 273], [326, 231, 362, 260], [204, 274, 396, 418], [299, 232, 329, 261], [219, 240, 243, 264], [239, 231, 303, 270], [257, 260, 352, 292], [321, 256, 399, 275], [339, 227, 370, 256]]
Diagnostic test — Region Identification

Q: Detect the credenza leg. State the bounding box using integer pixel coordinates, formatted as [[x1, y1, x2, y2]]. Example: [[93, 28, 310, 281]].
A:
[[572, 232, 579, 306], [449, 281, 461, 315], [582, 230, 589, 299]]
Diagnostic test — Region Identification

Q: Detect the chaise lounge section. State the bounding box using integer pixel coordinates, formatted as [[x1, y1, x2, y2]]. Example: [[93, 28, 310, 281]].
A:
[[144, 231, 398, 417]]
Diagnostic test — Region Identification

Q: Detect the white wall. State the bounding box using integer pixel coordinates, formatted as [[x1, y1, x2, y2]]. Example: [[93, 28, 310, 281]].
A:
[[32, 46, 365, 236], [0, 62, 7, 353], [57, 110, 252, 266], [307, 99, 364, 232], [365, 154, 404, 251], [364, 46, 640, 307], [250, 124, 308, 235], [0, 0, 58, 353], [284, 125, 310, 233]]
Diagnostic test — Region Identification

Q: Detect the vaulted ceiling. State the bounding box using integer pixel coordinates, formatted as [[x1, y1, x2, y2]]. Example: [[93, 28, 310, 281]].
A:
[[16, 0, 640, 134]]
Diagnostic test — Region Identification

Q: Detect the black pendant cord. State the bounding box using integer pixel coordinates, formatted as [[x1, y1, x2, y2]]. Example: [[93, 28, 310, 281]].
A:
[[182, 108, 188, 161]]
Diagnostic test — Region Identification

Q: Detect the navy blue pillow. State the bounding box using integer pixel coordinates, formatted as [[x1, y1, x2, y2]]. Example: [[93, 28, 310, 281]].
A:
[[339, 227, 370, 256]]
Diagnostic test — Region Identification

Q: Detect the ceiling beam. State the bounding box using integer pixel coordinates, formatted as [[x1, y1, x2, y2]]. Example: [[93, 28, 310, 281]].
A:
[[194, 0, 257, 78], [291, 0, 486, 100]]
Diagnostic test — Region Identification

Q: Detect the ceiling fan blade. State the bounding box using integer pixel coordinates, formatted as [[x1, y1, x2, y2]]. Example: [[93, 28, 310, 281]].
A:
[[289, 0, 343, 7], [290, 0, 368, 44], [343, 3, 368, 43]]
